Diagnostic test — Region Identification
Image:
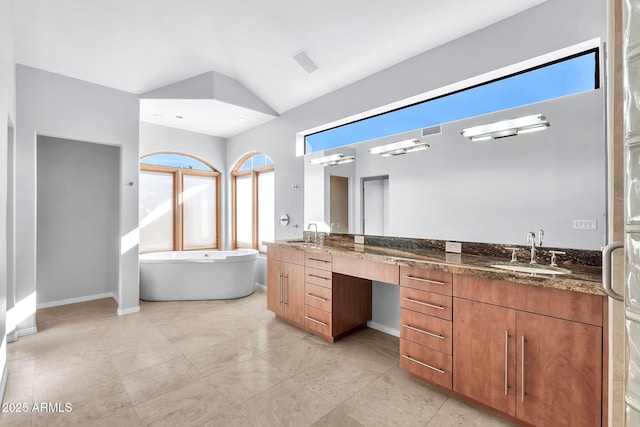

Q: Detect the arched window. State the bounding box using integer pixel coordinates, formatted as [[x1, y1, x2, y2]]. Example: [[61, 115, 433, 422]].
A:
[[232, 153, 274, 252], [140, 152, 221, 253]]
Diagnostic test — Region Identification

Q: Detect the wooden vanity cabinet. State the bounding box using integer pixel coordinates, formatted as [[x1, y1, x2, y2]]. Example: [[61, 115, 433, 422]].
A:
[[453, 275, 603, 427], [399, 266, 454, 390], [266, 246, 304, 326]]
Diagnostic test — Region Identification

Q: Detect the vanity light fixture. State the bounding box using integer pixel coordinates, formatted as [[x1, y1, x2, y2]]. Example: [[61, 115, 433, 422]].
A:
[[309, 153, 355, 167], [461, 114, 550, 142], [369, 138, 430, 157]]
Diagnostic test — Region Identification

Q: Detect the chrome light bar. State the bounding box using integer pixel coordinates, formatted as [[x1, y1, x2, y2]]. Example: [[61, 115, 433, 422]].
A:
[[309, 153, 355, 166], [369, 138, 430, 157], [461, 114, 550, 142]]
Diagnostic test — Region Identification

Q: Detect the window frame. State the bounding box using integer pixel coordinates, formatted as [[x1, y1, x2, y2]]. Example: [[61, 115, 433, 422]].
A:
[[140, 152, 221, 252], [232, 152, 275, 252]]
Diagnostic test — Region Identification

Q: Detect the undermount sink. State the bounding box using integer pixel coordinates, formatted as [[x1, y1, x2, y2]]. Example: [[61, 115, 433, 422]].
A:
[[490, 264, 571, 276]]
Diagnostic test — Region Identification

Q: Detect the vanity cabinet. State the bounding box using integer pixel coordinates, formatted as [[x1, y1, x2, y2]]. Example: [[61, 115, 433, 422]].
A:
[[266, 247, 304, 326], [399, 266, 454, 390], [303, 251, 372, 341], [452, 275, 603, 427]]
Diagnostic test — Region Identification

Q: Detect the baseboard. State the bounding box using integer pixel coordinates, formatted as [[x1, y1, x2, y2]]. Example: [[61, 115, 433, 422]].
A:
[[117, 305, 140, 316], [255, 283, 266, 291], [0, 358, 8, 404], [367, 321, 400, 337], [37, 292, 115, 309], [16, 326, 37, 337]]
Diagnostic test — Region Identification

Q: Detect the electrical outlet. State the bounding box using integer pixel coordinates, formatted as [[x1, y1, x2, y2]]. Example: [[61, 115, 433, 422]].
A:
[[354, 235, 365, 244], [573, 219, 597, 230], [445, 241, 462, 253]]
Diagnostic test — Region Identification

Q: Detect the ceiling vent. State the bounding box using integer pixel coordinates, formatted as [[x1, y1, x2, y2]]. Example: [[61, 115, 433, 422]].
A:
[[422, 125, 442, 137], [293, 50, 320, 74]]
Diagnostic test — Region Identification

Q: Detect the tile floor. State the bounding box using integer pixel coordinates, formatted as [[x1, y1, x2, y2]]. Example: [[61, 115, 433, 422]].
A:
[[1, 289, 513, 426]]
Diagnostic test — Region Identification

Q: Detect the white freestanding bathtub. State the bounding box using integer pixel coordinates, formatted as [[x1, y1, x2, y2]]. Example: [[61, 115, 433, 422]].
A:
[[139, 249, 258, 301]]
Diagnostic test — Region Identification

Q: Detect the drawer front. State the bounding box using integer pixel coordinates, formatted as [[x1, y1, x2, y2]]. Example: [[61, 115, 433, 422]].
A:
[[332, 256, 399, 284], [400, 287, 453, 321], [305, 251, 332, 271], [304, 283, 332, 312], [305, 267, 332, 288], [400, 308, 452, 355], [400, 266, 452, 295], [304, 305, 332, 336], [399, 339, 452, 389], [267, 246, 304, 265]]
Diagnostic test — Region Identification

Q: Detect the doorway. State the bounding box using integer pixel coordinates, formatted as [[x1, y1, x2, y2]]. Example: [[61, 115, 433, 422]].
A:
[[362, 175, 389, 236]]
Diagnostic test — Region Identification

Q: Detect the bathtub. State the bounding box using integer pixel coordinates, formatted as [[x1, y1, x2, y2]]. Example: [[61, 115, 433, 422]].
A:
[[139, 249, 258, 301]]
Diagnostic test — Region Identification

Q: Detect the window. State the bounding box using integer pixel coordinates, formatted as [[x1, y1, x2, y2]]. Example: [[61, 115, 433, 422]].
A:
[[232, 153, 274, 252], [305, 49, 599, 153], [140, 153, 220, 253]]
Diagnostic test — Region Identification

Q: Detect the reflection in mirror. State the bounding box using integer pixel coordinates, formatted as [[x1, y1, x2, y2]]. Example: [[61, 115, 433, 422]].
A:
[[304, 90, 605, 250]]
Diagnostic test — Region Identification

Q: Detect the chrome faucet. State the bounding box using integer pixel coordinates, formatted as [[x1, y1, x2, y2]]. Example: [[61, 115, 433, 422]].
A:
[[308, 223, 318, 243], [526, 229, 544, 264]]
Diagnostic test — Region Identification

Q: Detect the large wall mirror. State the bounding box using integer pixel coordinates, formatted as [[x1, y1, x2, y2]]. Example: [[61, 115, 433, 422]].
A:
[[303, 50, 606, 250]]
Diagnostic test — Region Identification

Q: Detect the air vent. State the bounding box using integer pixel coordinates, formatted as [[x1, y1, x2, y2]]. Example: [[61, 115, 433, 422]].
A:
[[293, 50, 319, 74], [422, 125, 442, 137]]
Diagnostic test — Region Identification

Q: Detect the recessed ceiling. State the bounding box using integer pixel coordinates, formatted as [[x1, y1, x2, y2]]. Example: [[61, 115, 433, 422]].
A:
[[11, 0, 548, 137]]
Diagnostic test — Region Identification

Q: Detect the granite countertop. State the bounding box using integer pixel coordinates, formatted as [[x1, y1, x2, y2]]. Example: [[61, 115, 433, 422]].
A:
[[266, 238, 605, 296]]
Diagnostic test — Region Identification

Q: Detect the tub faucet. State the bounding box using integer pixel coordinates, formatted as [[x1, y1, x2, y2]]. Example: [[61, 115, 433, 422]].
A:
[[526, 229, 544, 264], [308, 223, 318, 243]]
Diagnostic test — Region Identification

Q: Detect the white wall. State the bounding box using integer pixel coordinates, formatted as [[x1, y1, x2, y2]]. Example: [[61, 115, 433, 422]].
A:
[[227, 0, 606, 331], [36, 136, 120, 305], [0, 0, 15, 397], [15, 65, 140, 328]]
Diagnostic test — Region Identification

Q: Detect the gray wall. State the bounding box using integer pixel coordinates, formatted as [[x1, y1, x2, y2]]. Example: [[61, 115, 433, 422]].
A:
[[36, 136, 120, 305], [0, 0, 15, 392], [15, 65, 140, 327], [226, 0, 606, 333]]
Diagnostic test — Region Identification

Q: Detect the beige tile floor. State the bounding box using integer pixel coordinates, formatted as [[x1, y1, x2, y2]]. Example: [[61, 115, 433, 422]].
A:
[[0, 289, 514, 426]]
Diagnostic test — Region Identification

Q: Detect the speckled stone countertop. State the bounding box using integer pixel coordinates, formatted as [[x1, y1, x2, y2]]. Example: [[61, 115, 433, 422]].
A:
[[266, 235, 605, 296]]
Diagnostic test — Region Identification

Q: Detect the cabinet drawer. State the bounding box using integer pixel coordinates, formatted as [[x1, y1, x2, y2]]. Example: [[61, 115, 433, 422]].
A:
[[305, 251, 332, 270], [332, 255, 399, 284], [304, 283, 332, 312], [400, 339, 452, 389], [453, 274, 604, 326], [304, 305, 332, 336], [268, 246, 304, 265], [400, 309, 452, 355], [305, 267, 332, 288], [400, 287, 452, 321], [400, 266, 452, 295]]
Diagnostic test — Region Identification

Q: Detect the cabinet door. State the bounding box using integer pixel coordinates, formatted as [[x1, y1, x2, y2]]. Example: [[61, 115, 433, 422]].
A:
[[516, 312, 602, 426], [267, 259, 285, 317], [283, 262, 304, 325], [453, 298, 517, 417]]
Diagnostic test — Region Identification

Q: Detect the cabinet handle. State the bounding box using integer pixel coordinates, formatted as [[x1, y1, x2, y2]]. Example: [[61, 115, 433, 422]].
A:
[[504, 330, 509, 396], [401, 324, 445, 340], [602, 241, 624, 301], [279, 273, 284, 304], [402, 275, 446, 286], [308, 273, 330, 281], [521, 335, 525, 402], [283, 274, 288, 305], [305, 316, 327, 326], [307, 293, 328, 302], [402, 297, 445, 310], [402, 355, 445, 374], [308, 257, 330, 263]]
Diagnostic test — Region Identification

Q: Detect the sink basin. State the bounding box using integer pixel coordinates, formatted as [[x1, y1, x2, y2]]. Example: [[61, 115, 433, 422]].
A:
[[490, 264, 571, 276]]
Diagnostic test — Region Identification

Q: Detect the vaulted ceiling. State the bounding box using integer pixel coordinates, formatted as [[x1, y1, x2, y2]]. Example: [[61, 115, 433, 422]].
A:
[[11, 0, 547, 136]]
